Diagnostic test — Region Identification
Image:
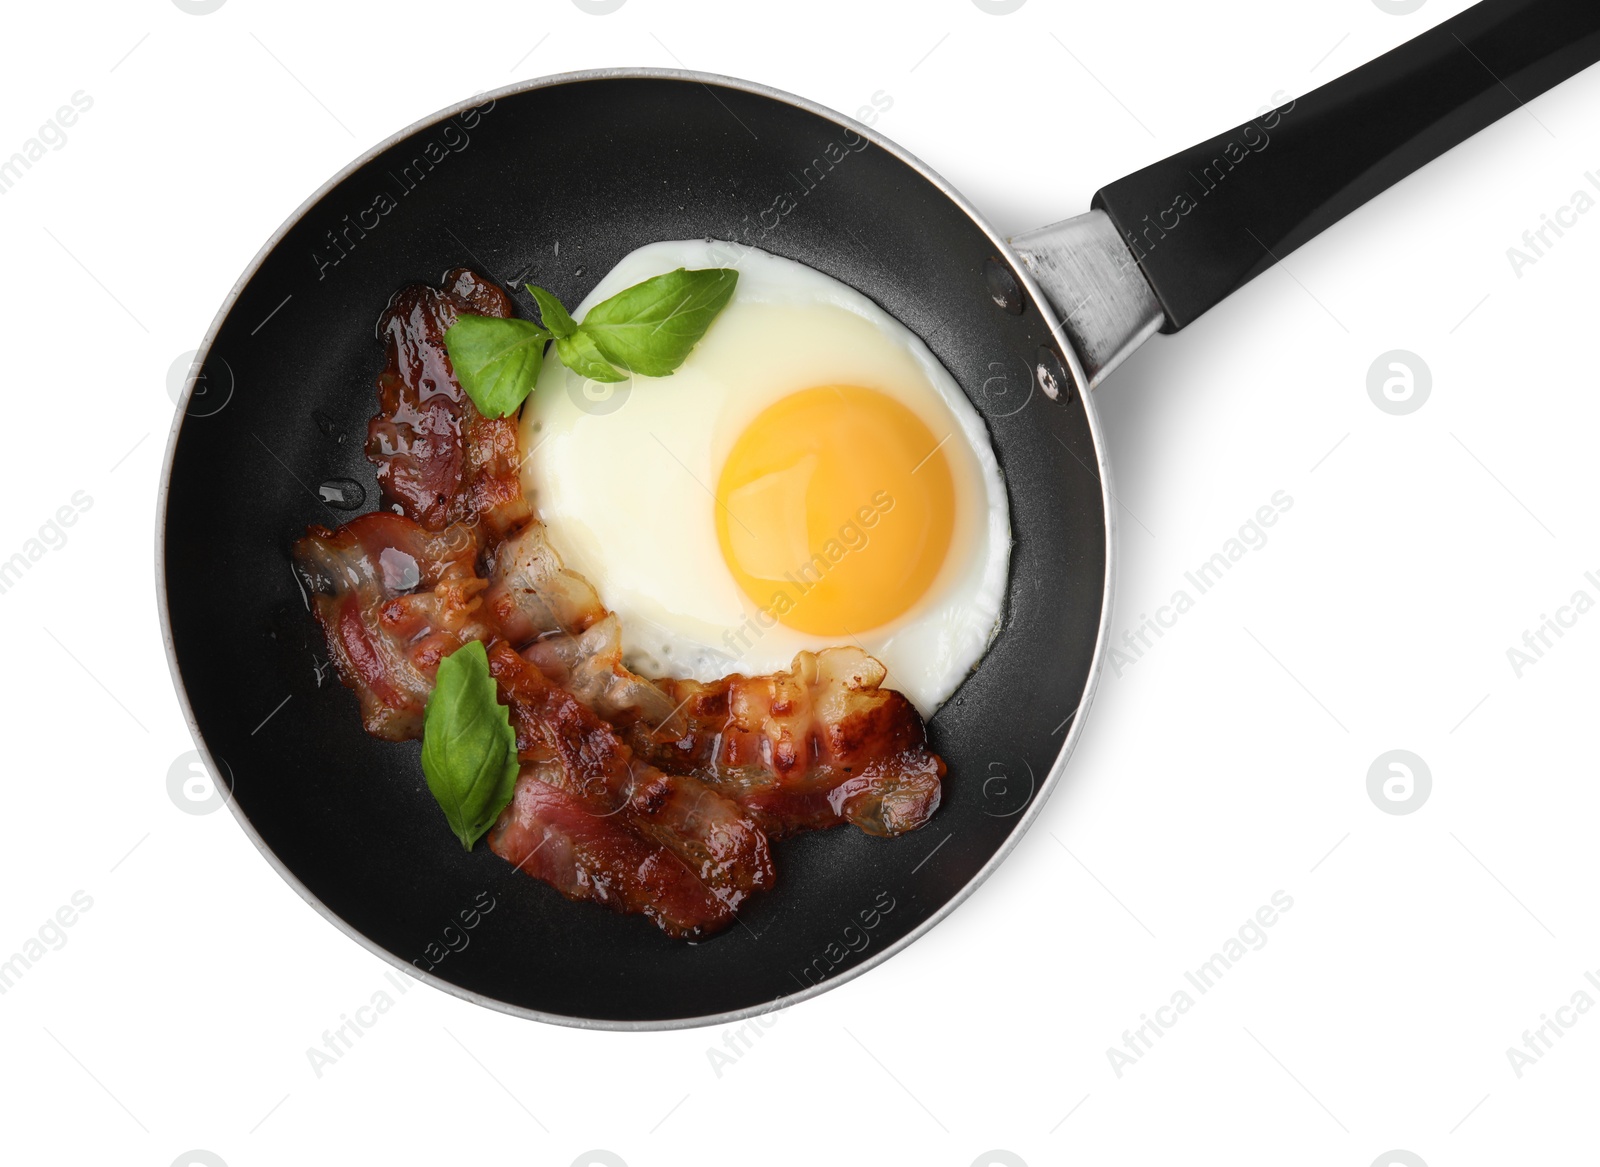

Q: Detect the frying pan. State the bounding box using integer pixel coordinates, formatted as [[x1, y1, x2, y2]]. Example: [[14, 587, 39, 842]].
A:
[[160, 0, 1600, 1028]]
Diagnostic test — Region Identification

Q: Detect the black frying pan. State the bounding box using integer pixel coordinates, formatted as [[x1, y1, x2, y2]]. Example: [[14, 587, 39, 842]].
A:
[[160, 0, 1600, 1028]]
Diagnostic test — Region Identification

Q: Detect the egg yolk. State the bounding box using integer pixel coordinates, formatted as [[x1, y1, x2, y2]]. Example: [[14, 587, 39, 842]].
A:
[[714, 385, 955, 636]]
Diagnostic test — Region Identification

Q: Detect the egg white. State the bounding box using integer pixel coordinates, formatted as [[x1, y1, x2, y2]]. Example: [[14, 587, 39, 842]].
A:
[[517, 239, 1010, 715]]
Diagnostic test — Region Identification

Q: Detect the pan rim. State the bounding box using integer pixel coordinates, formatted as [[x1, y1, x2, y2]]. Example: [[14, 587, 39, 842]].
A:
[[155, 65, 1118, 1031]]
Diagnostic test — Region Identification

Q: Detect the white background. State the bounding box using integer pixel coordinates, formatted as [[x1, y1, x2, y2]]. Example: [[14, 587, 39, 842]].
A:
[[2, 0, 1596, 1164]]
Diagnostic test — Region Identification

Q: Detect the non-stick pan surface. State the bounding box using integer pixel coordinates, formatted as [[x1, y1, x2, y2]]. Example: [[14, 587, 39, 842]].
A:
[[160, 70, 1112, 1027]]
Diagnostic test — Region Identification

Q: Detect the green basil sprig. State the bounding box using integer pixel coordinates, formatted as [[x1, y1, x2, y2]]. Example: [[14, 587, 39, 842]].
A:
[[443, 267, 738, 417], [419, 640, 519, 851], [442, 317, 552, 419], [578, 268, 739, 377]]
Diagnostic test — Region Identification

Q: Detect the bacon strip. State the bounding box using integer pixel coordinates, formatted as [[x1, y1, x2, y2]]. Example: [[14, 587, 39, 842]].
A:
[[484, 520, 606, 643], [486, 521, 686, 735], [293, 511, 769, 932], [627, 648, 944, 838], [291, 513, 487, 740], [366, 267, 531, 539], [488, 766, 736, 938], [487, 642, 772, 905], [522, 614, 686, 735]]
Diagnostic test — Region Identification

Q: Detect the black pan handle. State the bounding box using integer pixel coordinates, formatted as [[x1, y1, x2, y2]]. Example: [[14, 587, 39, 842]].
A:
[[1092, 0, 1600, 332]]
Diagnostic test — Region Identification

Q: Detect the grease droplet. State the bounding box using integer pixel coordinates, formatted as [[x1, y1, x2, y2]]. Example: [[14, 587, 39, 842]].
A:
[[318, 478, 367, 510]]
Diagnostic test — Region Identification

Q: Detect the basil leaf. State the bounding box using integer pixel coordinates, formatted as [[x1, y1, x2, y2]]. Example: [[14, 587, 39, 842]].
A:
[[442, 316, 550, 418], [420, 640, 519, 851], [555, 328, 627, 383], [579, 267, 738, 377], [526, 283, 578, 339]]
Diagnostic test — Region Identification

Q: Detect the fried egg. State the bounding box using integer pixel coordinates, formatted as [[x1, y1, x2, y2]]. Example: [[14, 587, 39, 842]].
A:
[[517, 240, 1010, 715]]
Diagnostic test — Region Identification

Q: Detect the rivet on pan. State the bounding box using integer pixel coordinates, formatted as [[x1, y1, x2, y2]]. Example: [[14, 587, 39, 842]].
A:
[[1035, 345, 1073, 404], [984, 258, 1025, 315]]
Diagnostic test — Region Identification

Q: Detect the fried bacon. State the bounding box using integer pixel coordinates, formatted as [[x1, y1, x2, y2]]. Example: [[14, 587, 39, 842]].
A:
[[291, 267, 949, 938], [488, 767, 737, 938], [522, 613, 686, 735], [482, 516, 940, 838], [487, 642, 772, 905], [627, 648, 944, 838], [292, 513, 488, 740], [483, 520, 606, 643], [487, 521, 687, 735], [366, 267, 531, 539]]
